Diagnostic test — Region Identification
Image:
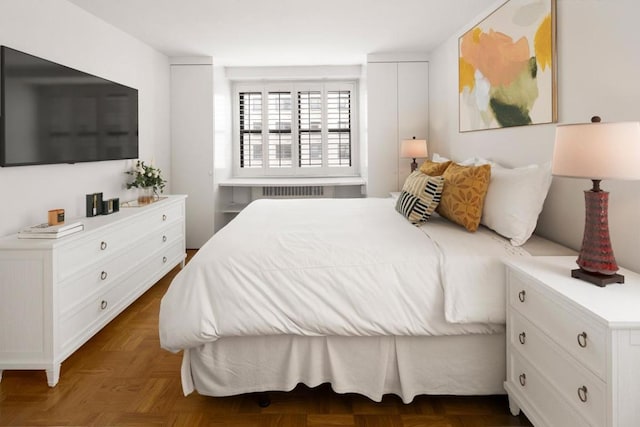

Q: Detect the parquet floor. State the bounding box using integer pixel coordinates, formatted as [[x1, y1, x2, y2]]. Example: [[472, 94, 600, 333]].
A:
[[0, 250, 532, 427]]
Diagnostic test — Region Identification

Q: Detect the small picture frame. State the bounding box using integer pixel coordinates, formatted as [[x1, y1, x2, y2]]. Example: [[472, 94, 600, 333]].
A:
[[100, 198, 120, 215], [85, 192, 103, 217]]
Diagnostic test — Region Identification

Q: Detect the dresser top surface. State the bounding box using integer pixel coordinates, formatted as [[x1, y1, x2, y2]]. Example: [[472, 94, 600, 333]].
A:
[[507, 256, 640, 327], [0, 195, 186, 250]]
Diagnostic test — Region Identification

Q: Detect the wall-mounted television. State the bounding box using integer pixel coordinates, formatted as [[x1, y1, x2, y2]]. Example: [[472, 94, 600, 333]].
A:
[[0, 46, 138, 167]]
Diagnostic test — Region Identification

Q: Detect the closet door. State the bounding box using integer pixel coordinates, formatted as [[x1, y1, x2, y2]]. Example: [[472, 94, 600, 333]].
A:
[[170, 62, 215, 248], [397, 62, 429, 188], [366, 61, 428, 197], [366, 62, 398, 198]]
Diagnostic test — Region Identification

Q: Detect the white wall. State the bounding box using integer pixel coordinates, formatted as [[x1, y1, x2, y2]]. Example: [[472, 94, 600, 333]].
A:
[[0, 0, 170, 236], [428, 0, 640, 272]]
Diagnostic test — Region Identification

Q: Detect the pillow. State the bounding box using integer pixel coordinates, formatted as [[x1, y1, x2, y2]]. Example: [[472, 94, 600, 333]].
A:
[[419, 159, 452, 176], [481, 162, 552, 246], [433, 153, 500, 168], [432, 153, 451, 163], [457, 156, 504, 168], [437, 163, 491, 232], [395, 171, 445, 224]]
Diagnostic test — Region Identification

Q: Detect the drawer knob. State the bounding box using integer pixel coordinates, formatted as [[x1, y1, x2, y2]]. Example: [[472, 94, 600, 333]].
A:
[[100, 241, 108, 250], [577, 332, 588, 348], [162, 214, 167, 221], [518, 332, 526, 345], [518, 290, 526, 303], [578, 385, 588, 403], [100, 271, 108, 281], [519, 373, 526, 387], [162, 235, 167, 243], [100, 300, 108, 310], [163, 256, 167, 263]]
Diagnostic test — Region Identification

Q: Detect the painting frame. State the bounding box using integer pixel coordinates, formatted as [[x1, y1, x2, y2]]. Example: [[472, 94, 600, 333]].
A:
[[458, 0, 557, 132]]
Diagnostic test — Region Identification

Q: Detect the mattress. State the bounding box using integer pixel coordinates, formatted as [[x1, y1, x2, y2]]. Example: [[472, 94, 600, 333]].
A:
[[159, 198, 550, 352]]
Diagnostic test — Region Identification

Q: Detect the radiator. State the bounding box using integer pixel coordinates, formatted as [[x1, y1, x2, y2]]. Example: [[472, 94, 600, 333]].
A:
[[251, 185, 334, 199]]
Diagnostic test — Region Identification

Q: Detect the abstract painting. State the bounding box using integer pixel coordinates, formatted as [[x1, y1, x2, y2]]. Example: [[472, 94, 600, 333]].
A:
[[459, 0, 556, 132]]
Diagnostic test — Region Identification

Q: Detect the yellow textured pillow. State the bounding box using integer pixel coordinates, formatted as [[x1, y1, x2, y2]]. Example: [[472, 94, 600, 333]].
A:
[[437, 163, 491, 232], [419, 160, 452, 176]]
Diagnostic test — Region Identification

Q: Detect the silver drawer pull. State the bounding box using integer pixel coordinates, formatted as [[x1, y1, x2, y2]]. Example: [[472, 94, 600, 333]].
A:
[[162, 256, 167, 263], [518, 290, 526, 303], [578, 385, 588, 403], [100, 241, 108, 250], [518, 332, 526, 345], [519, 373, 526, 387], [577, 332, 588, 348], [100, 300, 108, 310], [100, 271, 108, 281], [162, 214, 167, 221], [162, 235, 167, 243]]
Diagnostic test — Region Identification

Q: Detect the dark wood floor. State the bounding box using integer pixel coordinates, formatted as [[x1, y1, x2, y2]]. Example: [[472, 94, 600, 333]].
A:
[[0, 250, 532, 426]]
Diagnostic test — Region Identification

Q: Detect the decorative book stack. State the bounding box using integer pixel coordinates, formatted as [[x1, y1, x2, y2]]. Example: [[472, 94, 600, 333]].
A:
[[18, 221, 84, 239]]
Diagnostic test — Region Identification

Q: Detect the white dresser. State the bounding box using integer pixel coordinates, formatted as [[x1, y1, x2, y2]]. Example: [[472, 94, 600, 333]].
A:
[[505, 256, 640, 427], [0, 195, 186, 386]]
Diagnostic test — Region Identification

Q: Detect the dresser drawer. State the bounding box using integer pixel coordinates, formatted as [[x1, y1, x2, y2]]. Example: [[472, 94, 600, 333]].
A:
[[508, 270, 607, 379], [58, 220, 184, 314], [508, 352, 593, 427], [56, 202, 184, 281], [509, 311, 606, 426], [58, 240, 185, 353]]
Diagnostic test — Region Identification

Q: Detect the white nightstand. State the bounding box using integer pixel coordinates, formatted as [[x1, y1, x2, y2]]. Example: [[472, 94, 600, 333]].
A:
[[504, 256, 640, 427]]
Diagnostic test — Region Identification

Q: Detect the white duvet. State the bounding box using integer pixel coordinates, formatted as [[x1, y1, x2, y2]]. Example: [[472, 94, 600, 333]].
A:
[[160, 198, 528, 353]]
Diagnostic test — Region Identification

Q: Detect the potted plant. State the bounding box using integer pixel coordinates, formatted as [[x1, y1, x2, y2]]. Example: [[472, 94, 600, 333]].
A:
[[126, 160, 166, 204]]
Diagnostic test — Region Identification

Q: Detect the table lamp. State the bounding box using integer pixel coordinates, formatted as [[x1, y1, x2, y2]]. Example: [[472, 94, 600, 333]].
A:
[[400, 137, 428, 172], [552, 116, 640, 286]]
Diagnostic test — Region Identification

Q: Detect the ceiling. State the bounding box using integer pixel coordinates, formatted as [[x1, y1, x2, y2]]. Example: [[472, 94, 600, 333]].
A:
[[67, 0, 498, 66]]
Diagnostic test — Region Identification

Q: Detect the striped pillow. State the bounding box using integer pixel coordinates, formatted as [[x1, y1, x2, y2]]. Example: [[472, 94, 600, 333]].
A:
[[395, 171, 445, 223]]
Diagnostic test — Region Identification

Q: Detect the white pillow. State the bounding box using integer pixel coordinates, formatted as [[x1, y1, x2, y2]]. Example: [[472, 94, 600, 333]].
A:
[[461, 156, 502, 168], [434, 153, 501, 168], [431, 153, 450, 163], [481, 162, 552, 246]]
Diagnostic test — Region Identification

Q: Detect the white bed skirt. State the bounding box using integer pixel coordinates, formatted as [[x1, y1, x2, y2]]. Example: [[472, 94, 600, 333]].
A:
[[182, 333, 506, 403]]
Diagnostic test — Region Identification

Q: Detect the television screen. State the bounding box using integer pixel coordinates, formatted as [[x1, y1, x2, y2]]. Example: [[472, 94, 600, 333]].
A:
[[0, 46, 138, 167]]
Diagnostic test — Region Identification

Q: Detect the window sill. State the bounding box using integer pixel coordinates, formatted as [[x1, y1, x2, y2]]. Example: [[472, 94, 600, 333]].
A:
[[218, 176, 366, 187]]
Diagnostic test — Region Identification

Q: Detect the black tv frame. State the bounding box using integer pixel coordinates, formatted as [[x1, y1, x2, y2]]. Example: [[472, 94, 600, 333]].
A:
[[0, 46, 139, 167]]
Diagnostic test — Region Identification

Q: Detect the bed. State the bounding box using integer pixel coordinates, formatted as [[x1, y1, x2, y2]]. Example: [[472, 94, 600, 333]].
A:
[[159, 197, 572, 403]]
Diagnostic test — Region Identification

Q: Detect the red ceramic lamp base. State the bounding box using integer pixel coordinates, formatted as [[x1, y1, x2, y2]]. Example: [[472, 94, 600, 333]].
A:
[[573, 180, 624, 287]]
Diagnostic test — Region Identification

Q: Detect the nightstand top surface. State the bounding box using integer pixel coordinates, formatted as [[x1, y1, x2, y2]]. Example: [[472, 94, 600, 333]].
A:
[[507, 256, 640, 327]]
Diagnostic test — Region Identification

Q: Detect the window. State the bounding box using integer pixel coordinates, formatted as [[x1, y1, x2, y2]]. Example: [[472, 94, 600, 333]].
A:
[[235, 81, 357, 176], [239, 92, 262, 168]]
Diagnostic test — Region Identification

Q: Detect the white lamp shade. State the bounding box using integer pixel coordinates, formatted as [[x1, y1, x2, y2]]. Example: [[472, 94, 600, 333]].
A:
[[400, 139, 428, 158], [552, 121, 640, 180]]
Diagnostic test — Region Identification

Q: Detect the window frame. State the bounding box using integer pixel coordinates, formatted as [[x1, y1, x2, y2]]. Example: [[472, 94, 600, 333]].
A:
[[233, 80, 358, 177]]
